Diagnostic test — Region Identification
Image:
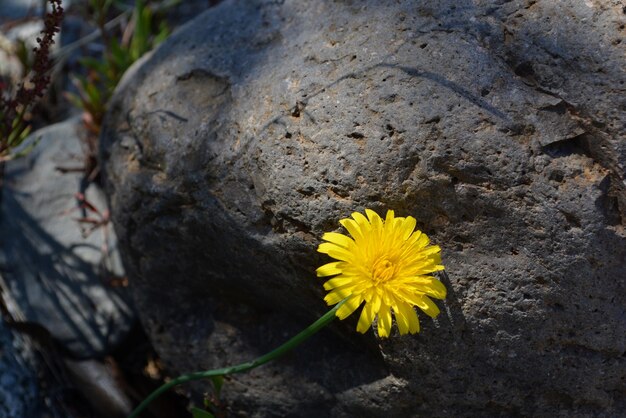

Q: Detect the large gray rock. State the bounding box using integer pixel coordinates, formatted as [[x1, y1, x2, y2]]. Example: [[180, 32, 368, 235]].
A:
[[0, 117, 135, 358], [101, 0, 626, 416]]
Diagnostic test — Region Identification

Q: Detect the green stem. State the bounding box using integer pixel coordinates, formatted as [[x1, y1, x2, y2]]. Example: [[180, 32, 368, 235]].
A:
[[6, 106, 28, 148], [128, 302, 343, 418]]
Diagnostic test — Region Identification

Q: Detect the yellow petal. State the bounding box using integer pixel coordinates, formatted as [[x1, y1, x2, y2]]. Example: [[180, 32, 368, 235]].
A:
[[427, 253, 442, 265], [342, 263, 371, 278], [420, 245, 441, 256], [424, 280, 448, 299], [385, 210, 395, 224], [380, 289, 395, 307], [322, 232, 354, 249], [414, 277, 447, 299], [417, 295, 441, 318], [339, 218, 364, 241], [397, 302, 420, 334], [377, 303, 392, 338], [323, 276, 354, 290], [393, 305, 409, 334], [365, 209, 383, 230], [325, 288, 352, 305], [404, 229, 422, 247], [389, 217, 405, 238], [370, 292, 382, 314], [351, 211, 370, 232], [411, 261, 445, 275], [317, 243, 356, 262], [415, 233, 430, 248], [316, 262, 343, 277], [336, 295, 362, 319], [357, 301, 376, 333], [402, 216, 417, 240]]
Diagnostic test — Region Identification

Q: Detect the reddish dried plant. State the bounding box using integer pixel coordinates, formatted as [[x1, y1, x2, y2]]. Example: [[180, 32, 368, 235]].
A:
[[0, 0, 64, 160]]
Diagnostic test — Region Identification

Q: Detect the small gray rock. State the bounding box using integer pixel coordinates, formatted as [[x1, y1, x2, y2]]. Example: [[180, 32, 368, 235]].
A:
[[101, 0, 625, 416], [1, 117, 135, 358]]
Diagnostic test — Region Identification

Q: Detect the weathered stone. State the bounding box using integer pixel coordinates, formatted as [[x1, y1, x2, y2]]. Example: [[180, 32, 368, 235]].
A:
[[101, 0, 626, 416], [0, 117, 135, 358]]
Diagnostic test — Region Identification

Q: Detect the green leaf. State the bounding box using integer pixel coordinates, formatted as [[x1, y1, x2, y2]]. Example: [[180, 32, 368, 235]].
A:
[[191, 407, 215, 418], [154, 22, 170, 46], [79, 57, 108, 74], [109, 38, 127, 65], [7, 113, 28, 147], [102, 0, 115, 13], [84, 82, 102, 107], [64, 91, 85, 110], [8, 124, 31, 149], [15, 40, 30, 73], [210, 375, 224, 396], [130, 0, 150, 61], [7, 131, 39, 160]]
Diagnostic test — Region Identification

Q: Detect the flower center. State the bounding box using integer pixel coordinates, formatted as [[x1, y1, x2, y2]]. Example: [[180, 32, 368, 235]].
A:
[[372, 257, 396, 284]]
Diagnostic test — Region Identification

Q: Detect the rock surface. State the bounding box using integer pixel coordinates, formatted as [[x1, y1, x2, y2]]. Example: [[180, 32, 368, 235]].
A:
[[0, 117, 135, 358], [0, 320, 39, 418], [101, 0, 626, 416]]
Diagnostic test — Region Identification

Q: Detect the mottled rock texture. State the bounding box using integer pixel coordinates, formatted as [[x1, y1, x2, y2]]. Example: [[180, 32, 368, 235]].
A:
[[101, 0, 626, 416]]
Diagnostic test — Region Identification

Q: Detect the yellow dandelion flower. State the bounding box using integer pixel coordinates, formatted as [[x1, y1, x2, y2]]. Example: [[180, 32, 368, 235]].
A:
[[316, 209, 446, 337]]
